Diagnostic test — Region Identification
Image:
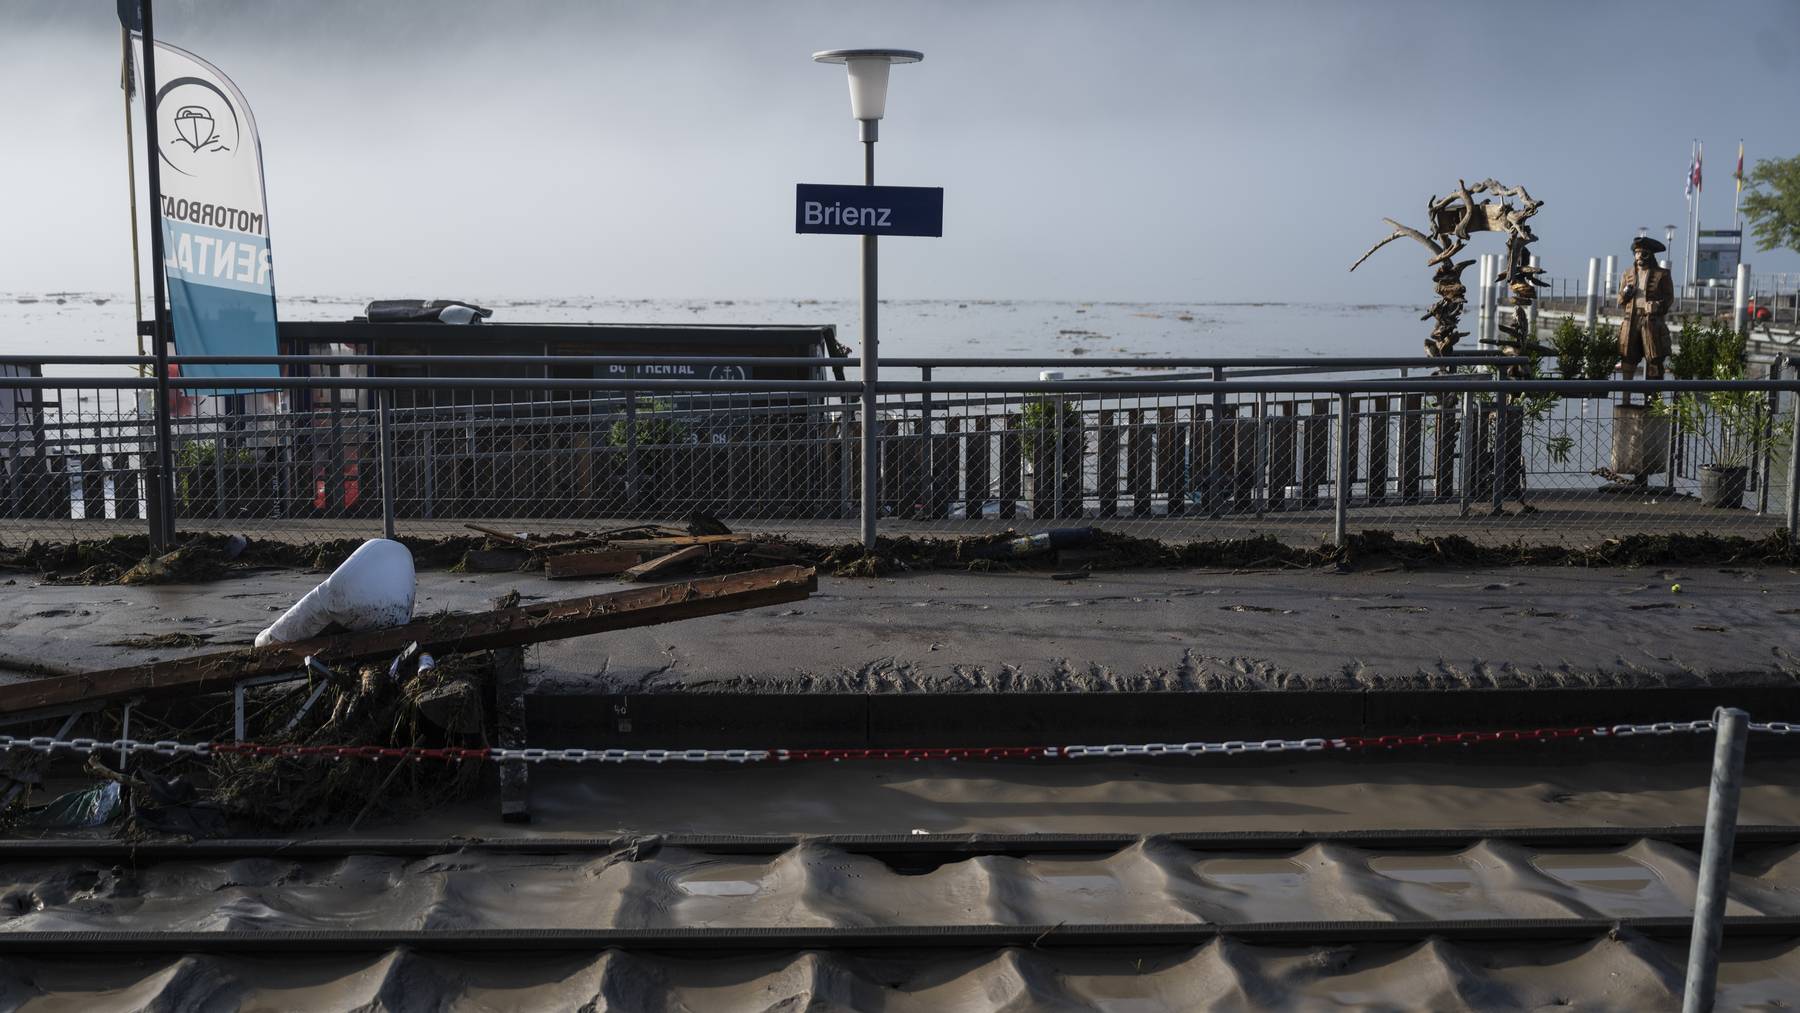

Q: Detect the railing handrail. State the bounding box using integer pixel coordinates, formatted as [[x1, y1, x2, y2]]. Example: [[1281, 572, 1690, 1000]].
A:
[[0, 353, 1529, 370], [1, 375, 1794, 396]]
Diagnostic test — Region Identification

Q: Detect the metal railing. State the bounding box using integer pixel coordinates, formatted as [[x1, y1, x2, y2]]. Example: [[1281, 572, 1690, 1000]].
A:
[[2, 354, 1796, 550]]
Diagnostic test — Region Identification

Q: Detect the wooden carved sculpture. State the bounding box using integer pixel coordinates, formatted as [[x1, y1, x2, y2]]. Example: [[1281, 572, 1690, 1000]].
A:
[[1350, 179, 1546, 368]]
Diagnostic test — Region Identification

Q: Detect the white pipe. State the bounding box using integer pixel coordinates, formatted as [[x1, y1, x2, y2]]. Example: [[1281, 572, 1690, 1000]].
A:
[[1733, 262, 1751, 334], [1604, 255, 1618, 300], [1583, 257, 1600, 332]]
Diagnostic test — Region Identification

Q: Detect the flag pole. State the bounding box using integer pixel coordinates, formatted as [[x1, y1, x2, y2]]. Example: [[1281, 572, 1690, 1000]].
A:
[[137, 0, 176, 549], [1734, 139, 1743, 232], [1684, 138, 1699, 293], [120, 25, 145, 366]]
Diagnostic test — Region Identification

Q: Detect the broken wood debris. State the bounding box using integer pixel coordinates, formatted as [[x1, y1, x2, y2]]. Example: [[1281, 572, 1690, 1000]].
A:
[[544, 549, 648, 580], [621, 544, 708, 582], [0, 566, 818, 716], [606, 534, 746, 551]]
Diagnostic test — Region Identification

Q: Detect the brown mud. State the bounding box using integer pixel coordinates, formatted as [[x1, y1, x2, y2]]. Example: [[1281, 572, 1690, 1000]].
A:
[[3, 526, 1795, 586]]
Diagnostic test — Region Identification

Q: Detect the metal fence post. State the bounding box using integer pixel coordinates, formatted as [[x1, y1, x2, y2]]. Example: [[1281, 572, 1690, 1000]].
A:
[[624, 389, 639, 513], [1786, 360, 1800, 536], [1682, 706, 1749, 1013], [1491, 391, 1507, 515], [1333, 391, 1350, 545], [377, 387, 397, 540], [1209, 366, 1226, 517], [1458, 390, 1475, 517], [921, 366, 934, 520]]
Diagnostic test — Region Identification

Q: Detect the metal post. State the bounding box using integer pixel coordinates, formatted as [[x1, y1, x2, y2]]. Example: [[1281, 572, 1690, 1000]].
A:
[[1458, 390, 1475, 517], [860, 136, 879, 549], [624, 389, 639, 512], [139, 0, 176, 549], [1786, 359, 1800, 535], [1733, 262, 1750, 335], [1757, 354, 1782, 516], [1603, 254, 1617, 303], [1208, 366, 1225, 517], [1476, 255, 1492, 348], [1583, 258, 1601, 334], [1527, 254, 1540, 340], [1492, 391, 1507, 515], [377, 387, 396, 540], [921, 365, 934, 519], [1682, 706, 1749, 1013], [1333, 392, 1350, 545], [1254, 391, 1267, 517]]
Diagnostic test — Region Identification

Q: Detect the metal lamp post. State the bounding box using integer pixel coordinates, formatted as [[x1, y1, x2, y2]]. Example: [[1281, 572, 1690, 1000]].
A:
[[813, 48, 923, 550]]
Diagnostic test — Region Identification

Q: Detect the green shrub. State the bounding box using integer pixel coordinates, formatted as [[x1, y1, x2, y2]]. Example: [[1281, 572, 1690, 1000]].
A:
[[1545, 317, 1618, 380], [607, 399, 688, 447], [1653, 321, 1783, 469], [1020, 398, 1083, 458]]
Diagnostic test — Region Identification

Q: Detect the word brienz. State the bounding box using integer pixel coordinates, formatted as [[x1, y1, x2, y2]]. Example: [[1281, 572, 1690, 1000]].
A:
[[794, 183, 944, 237], [803, 202, 894, 229]]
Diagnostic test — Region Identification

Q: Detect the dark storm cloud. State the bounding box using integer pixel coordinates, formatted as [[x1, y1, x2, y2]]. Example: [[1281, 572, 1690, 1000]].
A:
[[5, 0, 1797, 301]]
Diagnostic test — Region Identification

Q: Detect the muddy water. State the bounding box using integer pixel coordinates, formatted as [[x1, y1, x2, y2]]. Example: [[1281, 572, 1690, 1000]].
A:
[[392, 756, 1800, 839]]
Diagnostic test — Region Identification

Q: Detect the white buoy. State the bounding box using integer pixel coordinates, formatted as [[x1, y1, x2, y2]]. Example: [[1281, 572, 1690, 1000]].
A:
[[255, 538, 416, 647]]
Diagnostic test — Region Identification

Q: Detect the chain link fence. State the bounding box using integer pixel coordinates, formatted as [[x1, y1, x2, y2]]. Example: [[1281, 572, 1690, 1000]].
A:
[[2, 357, 1796, 550]]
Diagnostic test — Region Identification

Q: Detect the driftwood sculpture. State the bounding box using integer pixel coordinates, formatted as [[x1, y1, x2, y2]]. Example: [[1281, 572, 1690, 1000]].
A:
[[1350, 179, 1545, 367]]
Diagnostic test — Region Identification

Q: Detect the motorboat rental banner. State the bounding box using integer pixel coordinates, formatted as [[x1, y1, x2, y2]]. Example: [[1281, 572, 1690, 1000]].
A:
[[131, 31, 279, 383]]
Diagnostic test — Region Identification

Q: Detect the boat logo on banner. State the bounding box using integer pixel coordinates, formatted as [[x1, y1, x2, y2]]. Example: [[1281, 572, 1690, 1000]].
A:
[[134, 34, 280, 385]]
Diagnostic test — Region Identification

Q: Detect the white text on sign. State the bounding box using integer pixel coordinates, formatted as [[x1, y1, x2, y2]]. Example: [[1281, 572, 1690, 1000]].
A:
[[803, 201, 893, 228]]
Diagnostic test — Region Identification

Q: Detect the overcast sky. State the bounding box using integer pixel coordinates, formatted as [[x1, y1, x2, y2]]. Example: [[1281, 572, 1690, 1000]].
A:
[[6, 0, 1799, 304]]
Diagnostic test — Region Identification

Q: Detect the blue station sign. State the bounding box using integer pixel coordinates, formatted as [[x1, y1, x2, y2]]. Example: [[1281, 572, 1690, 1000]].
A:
[[795, 183, 944, 237]]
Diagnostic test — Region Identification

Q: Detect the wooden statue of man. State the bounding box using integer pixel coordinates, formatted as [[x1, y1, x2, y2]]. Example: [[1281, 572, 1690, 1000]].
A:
[[1617, 235, 1673, 403]]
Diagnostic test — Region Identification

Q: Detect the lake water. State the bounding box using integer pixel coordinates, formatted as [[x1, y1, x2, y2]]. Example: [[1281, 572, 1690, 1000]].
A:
[[1, 292, 1442, 379]]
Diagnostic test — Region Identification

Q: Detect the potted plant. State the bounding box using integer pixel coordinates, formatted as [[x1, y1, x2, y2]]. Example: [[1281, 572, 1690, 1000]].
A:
[[1654, 322, 1793, 508]]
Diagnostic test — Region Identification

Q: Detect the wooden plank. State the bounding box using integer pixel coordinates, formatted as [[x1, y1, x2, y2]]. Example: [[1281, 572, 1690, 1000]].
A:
[[1433, 397, 1459, 498], [1096, 410, 1119, 519], [998, 415, 1021, 520], [0, 567, 818, 716], [604, 534, 743, 551], [1157, 407, 1181, 517], [965, 416, 990, 521], [544, 549, 647, 580], [464, 523, 531, 546], [1399, 394, 1423, 501], [1368, 396, 1390, 506], [621, 544, 708, 582], [1058, 410, 1084, 520], [1303, 399, 1331, 508], [1128, 409, 1152, 517], [933, 418, 959, 520], [1268, 402, 1296, 509]]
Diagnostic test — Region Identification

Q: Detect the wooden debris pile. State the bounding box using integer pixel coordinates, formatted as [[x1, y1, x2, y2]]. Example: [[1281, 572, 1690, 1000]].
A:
[[464, 517, 789, 584]]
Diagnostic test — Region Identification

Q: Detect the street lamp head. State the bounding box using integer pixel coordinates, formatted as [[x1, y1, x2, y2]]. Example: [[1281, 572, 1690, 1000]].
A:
[[813, 49, 922, 130]]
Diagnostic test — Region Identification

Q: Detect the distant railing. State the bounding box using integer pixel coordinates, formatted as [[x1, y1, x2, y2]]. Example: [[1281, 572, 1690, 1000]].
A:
[[1, 354, 1795, 549]]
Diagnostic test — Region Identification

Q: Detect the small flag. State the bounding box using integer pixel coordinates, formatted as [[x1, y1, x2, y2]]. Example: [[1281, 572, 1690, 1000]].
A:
[[1736, 141, 1745, 194], [1686, 142, 1698, 198]]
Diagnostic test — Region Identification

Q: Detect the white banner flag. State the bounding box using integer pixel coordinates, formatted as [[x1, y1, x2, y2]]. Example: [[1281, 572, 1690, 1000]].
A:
[[133, 34, 279, 381]]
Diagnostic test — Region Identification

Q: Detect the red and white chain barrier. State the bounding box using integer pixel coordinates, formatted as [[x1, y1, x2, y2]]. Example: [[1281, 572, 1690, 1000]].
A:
[[1, 719, 1795, 767]]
